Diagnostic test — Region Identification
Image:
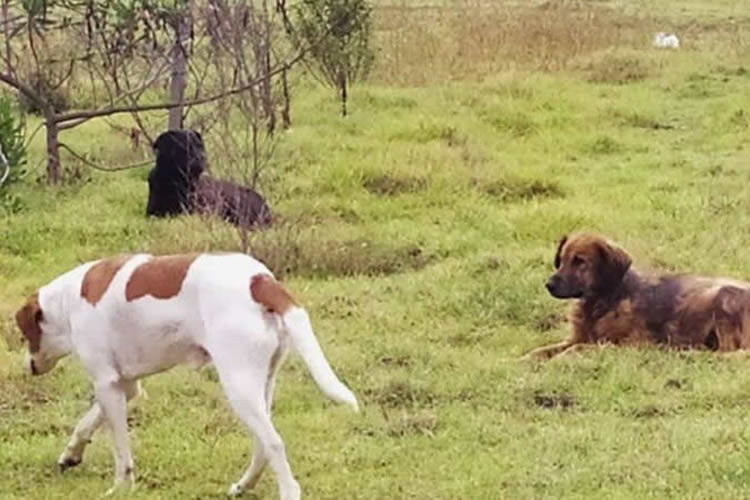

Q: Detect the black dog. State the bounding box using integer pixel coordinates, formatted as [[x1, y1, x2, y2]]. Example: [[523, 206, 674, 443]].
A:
[[145, 129, 272, 228]]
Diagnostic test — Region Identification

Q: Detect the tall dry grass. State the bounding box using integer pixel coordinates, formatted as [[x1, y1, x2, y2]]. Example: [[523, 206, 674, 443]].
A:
[[370, 0, 651, 84], [369, 0, 750, 85]]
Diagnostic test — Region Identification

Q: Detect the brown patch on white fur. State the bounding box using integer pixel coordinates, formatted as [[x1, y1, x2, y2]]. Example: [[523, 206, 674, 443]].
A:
[[125, 254, 198, 301], [15, 293, 43, 353], [81, 255, 132, 305], [250, 274, 296, 314]]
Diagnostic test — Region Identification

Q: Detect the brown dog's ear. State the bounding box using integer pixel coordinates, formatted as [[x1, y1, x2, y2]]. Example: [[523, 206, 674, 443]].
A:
[[715, 286, 750, 317], [594, 240, 632, 290], [553, 235, 568, 269], [15, 294, 43, 353]]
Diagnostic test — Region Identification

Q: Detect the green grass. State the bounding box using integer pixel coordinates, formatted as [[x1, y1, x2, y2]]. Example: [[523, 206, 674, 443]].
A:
[[3, 1, 750, 499]]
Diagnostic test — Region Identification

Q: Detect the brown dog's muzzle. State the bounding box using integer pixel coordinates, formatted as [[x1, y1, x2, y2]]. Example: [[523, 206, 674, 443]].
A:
[[546, 273, 583, 299]]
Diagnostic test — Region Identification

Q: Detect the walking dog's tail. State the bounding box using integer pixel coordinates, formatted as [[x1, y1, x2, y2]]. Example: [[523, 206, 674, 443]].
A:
[[250, 274, 359, 412]]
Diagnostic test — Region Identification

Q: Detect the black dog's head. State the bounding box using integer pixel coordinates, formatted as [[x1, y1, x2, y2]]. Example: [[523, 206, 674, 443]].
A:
[[545, 233, 632, 299], [146, 130, 207, 217]]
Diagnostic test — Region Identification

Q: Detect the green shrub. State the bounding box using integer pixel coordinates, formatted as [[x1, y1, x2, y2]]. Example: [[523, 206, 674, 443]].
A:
[[0, 97, 27, 213], [294, 0, 375, 116], [0, 97, 26, 187]]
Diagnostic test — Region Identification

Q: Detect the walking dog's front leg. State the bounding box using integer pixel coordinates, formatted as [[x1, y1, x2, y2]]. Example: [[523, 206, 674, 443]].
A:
[[58, 401, 104, 471], [59, 380, 143, 472], [94, 378, 135, 496]]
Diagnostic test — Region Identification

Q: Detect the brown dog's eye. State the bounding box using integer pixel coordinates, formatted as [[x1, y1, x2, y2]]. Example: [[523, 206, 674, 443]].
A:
[[572, 256, 585, 267]]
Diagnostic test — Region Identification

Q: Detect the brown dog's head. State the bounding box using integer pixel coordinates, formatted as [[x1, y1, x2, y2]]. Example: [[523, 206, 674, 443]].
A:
[[546, 233, 632, 299]]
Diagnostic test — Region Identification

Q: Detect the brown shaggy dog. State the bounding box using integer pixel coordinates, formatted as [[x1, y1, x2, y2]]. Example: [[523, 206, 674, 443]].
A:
[[524, 232, 750, 359]]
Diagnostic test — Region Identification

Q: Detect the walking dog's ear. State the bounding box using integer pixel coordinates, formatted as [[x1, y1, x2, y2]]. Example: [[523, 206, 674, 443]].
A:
[[594, 239, 632, 290], [553, 235, 568, 269], [15, 293, 43, 353]]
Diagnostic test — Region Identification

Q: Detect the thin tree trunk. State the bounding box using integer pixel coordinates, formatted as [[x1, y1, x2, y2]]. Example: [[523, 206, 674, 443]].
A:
[[45, 115, 60, 184], [281, 63, 291, 129], [340, 73, 347, 117], [255, 0, 275, 134], [168, 6, 191, 130]]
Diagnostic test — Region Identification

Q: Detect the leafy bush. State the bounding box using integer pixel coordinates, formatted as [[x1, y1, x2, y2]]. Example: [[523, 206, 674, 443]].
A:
[[294, 0, 374, 116]]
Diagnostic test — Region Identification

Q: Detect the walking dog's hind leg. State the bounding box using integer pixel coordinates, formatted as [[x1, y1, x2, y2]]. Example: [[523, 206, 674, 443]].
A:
[[228, 343, 287, 496], [209, 331, 300, 500]]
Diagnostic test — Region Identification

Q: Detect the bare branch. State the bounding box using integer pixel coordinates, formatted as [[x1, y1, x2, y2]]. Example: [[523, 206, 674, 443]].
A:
[[59, 142, 152, 172], [49, 56, 78, 91], [58, 59, 171, 130], [0, 72, 45, 109], [24, 120, 46, 149], [27, 15, 44, 85], [54, 46, 309, 125], [1, 0, 16, 77]]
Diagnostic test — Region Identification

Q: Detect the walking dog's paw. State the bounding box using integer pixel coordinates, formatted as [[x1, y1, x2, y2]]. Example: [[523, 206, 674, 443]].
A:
[[57, 454, 82, 472], [227, 482, 244, 497]]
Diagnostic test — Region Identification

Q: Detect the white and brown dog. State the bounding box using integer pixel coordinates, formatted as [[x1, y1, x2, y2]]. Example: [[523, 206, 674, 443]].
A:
[[14, 252, 359, 500]]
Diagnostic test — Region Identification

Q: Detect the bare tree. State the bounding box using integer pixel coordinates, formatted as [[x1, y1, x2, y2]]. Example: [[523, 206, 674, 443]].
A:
[[0, 0, 307, 184], [197, 0, 294, 251], [167, 0, 192, 130]]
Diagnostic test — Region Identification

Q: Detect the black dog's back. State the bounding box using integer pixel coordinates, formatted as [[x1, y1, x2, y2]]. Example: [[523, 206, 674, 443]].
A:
[[194, 176, 272, 227]]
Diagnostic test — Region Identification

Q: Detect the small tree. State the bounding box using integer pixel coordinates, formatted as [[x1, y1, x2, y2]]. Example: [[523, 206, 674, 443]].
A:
[[294, 0, 374, 116]]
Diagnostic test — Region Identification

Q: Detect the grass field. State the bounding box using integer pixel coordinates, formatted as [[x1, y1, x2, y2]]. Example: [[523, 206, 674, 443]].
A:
[[2, 1, 750, 499]]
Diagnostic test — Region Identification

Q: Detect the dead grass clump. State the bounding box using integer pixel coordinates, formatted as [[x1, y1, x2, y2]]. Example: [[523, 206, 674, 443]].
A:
[[627, 405, 669, 419], [249, 228, 431, 279], [534, 312, 566, 332], [472, 176, 564, 202], [368, 380, 438, 409], [148, 216, 432, 279], [362, 173, 428, 196], [385, 411, 438, 438], [389, 122, 463, 146], [533, 391, 576, 410], [378, 351, 412, 368], [447, 329, 493, 347], [1, 316, 23, 351], [372, 1, 648, 85], [612, 110, 675, 130], [586, 54, 652, 84], [729, 109, 749, 128], [486, 111, 537, 137], [361, 92, 418, 110], [585, 135, 623, 155]]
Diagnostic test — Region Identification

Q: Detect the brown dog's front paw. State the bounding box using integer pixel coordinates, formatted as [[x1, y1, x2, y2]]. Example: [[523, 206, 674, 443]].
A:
[[521, 341, 574, 361]]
